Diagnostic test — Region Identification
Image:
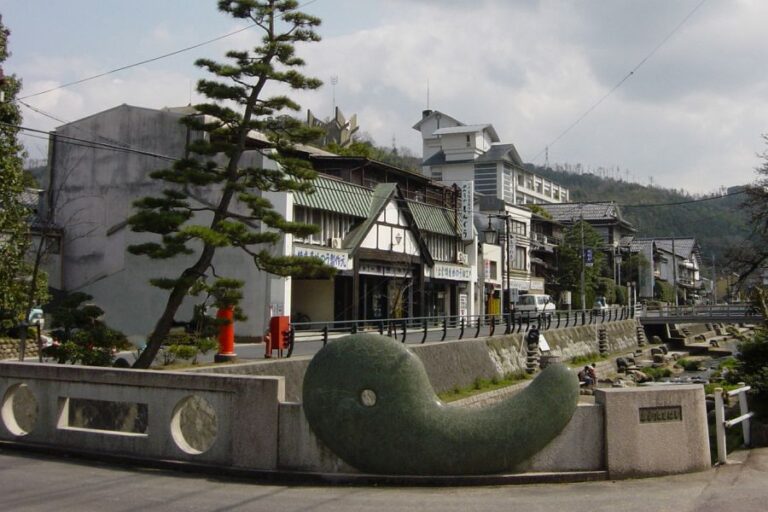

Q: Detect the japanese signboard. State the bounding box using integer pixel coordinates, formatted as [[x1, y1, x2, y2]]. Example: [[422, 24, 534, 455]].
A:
[[457, 180, 474, 241], [292, 244, 352, 271]]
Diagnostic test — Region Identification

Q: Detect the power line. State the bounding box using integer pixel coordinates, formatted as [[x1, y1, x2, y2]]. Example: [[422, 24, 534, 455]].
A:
[[6, 122, 179, 162], [620, 189, 746, 208], [18, 25, 256, 100], [531, 0, 708, 163], [17, 0, 321, 100], [11, 120, 465, 216], [18, 99, 131, 149]]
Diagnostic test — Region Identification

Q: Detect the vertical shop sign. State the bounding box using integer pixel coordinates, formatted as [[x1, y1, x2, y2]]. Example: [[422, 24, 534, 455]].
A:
[[457, 181, 474, 241]]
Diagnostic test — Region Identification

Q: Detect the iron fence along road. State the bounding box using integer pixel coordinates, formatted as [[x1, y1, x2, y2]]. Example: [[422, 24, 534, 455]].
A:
[[284, 306, 634, 357]]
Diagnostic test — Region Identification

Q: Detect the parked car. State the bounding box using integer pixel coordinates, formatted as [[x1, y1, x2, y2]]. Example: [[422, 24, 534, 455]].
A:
[[28, 308, 45, 329], [592, 297, 608, 311], [515, 294, 556, 317]]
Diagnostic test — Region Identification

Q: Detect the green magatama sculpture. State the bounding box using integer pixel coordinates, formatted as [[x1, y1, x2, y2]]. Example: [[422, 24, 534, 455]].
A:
[[302, 333, 579, 475]]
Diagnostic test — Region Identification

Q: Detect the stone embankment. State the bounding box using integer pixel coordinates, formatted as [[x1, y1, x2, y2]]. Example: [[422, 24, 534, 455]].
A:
[[0, 337, 38, 361], [195, 319, 641, 401]]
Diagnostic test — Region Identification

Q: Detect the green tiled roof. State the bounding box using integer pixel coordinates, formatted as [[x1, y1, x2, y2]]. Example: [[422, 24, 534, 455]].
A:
[[407, 200, 458, 236], [293, 176, 372, 218]]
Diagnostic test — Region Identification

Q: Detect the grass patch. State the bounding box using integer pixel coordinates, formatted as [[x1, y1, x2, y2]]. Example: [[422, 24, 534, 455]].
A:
[[703, 382, 744, 395], [438, 372, 531, 402], [569, 353, 607, 367], [643, 366, 673, 380], [675, 358, 703, 372]]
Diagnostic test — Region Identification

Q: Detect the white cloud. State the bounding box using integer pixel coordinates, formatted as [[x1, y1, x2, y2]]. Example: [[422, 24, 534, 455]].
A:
[[12, 0, 768, 193]]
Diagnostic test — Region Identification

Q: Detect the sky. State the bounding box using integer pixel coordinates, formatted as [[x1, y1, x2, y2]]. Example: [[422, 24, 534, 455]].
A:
[[2, 0, 767, 194]]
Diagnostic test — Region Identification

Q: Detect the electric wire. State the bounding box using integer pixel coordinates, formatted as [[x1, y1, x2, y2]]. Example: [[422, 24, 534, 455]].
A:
[[17, 0, 321, 100], [10, 119, 743, 212], [530, 0, 708, 163]]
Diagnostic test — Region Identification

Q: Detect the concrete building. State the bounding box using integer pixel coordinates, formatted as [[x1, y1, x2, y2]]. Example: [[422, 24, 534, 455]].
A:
[[41, 104, 297, 343], [630, 237, 702, 302], [412, 110, 570, 206], [412, 110, 568, 309], [41, 104, 473, 343]]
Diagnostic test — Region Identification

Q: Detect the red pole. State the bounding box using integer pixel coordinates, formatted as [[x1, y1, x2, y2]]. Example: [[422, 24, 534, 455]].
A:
[[214, 305, 237, 362]]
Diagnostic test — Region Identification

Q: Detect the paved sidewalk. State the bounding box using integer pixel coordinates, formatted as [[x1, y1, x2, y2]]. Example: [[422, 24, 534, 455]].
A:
[[1, 447, 766, 512]]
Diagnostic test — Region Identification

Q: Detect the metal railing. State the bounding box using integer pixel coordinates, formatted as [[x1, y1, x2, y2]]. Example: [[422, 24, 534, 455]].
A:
[[714, 383, 754, 464], [639, 303, 763, 324], [287, 306, 633, 353]]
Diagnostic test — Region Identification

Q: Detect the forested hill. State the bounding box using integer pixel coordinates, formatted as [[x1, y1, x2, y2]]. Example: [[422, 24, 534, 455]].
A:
[[525, 164, 752, 263]]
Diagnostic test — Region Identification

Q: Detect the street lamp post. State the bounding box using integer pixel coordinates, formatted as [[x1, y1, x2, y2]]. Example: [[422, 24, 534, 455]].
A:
[[504, 212, 511, 311], [580, 210, 586, 311], [483, 212, 512, 314]]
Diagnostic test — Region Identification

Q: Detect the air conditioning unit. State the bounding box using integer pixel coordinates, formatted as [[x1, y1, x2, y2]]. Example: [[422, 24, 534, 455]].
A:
[[457, 251, 468, 265], [329, 237, 343, 249]]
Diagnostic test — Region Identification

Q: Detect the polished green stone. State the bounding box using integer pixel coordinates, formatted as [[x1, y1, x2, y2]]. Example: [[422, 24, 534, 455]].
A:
[[303, 333, 579, 475]]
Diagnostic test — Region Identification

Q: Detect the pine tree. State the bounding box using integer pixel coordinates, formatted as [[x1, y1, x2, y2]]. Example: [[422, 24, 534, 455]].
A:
[[0, 18, 45, 333], [554, 220, 605, 309], [128, 0, 332, 368]]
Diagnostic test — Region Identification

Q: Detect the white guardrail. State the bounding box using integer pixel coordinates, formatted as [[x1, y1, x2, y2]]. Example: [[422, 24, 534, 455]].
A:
[[714, 383, 754, 464]]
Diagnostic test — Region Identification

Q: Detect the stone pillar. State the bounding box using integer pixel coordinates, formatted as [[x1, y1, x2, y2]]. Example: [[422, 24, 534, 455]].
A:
[[595, 385, 710, 479]]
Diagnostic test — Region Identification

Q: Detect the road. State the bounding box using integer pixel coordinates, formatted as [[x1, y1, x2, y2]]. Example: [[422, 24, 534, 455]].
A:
[[1, 447, 767, 512]]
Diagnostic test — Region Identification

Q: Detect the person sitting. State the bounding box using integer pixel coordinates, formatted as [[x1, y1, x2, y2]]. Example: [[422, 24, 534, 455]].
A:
[[587, 364, 597, 384], [578, 365, 594, 387]]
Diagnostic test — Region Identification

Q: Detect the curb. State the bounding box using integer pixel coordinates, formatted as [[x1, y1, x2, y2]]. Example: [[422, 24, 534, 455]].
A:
[[0, 441, 608, 487]]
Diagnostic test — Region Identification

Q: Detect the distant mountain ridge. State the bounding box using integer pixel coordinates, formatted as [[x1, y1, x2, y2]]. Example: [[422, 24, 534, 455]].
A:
[[525, 163, 751, 265]]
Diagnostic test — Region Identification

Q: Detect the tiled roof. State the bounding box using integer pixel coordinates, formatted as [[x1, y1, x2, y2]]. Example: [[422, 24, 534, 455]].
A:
[[539, 202, 626, 223], [630, 239, 655, 253], [644, 238, 698, 258], [474, 143, 523, 166], [432, 124, 500, 142], [293, 175, 371, 218], [422, 150, 474, 167], [407, 200, 458, 236], [630, 237, 700, 259]]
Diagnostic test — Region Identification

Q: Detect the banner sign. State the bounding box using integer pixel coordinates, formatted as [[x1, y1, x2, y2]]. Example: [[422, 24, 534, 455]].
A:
[[293, 244, 352, 271], [457, 180, 474, 241], [426, 262, 472, 281]]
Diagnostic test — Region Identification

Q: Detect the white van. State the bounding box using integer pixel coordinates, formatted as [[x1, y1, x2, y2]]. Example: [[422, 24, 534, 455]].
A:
[[515, 294, 556, 316]]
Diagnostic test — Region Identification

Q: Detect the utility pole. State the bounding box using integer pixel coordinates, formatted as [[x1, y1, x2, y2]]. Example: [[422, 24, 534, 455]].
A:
[[712, 254, 717, 304], [580, 208, 586, 310], [672, 236, 678, 306], [505, 212, 511, 309]]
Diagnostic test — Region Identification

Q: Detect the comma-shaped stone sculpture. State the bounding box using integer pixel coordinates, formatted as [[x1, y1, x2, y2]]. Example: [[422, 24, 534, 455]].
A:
[[302, 333, 579, 475]]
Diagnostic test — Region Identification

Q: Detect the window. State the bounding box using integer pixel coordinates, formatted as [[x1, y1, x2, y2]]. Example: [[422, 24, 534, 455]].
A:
[[466, 134, 472, 147], [511, 246, 527, 270], [293, 206, 356, 245], [503, 164, 513, 203], [425, 233, 456, 262], [489, 261, 498, 279], [474, 164, 497, 196], [510, 220, 526, 237]]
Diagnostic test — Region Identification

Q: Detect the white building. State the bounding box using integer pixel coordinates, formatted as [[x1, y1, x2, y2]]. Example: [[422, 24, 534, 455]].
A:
[[413, 110, 564, 309], [412, 110, 570, 205]]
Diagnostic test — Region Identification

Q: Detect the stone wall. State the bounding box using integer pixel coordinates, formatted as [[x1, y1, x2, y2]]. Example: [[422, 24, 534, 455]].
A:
[[0, 337, 39, 361], [596, 385, 711, 478], [199, 320, 640, 397], [188, 357, 310, 402], [0, 362, 284, 470]]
